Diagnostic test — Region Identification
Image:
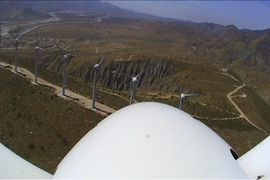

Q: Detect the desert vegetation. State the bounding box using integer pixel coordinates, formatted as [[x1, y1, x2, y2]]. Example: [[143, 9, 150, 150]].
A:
[[0, 68, 103, 173], [0, 6, 269, 174]]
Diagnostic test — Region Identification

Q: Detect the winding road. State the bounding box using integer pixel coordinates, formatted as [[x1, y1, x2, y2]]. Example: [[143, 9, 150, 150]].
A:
[[219, 68, 267, 132], [227, 83, 267, 133]]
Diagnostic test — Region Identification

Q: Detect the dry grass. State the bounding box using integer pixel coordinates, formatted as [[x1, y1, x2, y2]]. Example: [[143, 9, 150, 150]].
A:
[[0, 68, 103, 173]]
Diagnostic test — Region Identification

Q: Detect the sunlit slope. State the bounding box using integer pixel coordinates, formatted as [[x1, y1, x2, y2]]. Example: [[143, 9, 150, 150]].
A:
[[0, 68, 103, 173]]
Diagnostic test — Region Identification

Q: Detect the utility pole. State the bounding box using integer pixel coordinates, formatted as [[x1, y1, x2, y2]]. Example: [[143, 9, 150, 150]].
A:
[[130, 73, 141, 105], [92, 57, 104, 109]]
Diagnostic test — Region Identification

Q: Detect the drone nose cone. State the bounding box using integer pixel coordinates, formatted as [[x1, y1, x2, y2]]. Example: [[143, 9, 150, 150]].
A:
[[54, 102, 248, 179]]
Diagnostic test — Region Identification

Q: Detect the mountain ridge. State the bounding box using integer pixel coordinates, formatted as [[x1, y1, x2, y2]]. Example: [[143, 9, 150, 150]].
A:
[[0, 1, 269, 70]]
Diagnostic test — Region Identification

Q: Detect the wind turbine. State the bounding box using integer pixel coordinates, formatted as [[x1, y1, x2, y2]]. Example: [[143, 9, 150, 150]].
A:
[[54, 42, 75, 97], [9, 32, 21, 73], [0, 22, 2, 52], [91, 57, 104, 109], [62, 53, 74, 96], [130, 72, 141, 105], [111, 69, 117, 93], [179, 93, 201, 110], [34, 33, 45, 84]]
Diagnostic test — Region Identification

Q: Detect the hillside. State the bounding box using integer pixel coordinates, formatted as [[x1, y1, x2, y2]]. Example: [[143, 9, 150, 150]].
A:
[[1, 13, 270, 127], [0, 1, 269, 173], [0, 68, 103, 173]]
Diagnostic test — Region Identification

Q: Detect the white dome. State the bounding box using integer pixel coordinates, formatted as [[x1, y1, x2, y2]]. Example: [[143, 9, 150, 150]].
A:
[[54, 102, 247, 178], [0, 143, 52, 179], [238, 136, 270, 179]]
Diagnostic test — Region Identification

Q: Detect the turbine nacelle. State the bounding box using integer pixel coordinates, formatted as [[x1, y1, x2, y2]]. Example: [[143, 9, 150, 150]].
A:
[[94, 64, 100, 69], [64, 53, 73, 60], [35, 47, 45, 53], [132, 73, 141, 83], [94, 57, 104, 69]]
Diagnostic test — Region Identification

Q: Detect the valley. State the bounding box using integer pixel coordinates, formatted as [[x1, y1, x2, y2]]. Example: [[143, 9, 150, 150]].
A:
[[0, 1, 269, 174]]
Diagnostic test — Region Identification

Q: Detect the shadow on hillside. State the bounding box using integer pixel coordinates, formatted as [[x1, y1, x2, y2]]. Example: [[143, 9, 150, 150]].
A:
[[95, 107, 111, 116], [64, 94, 80, 101], [16, 71, 26, 77]]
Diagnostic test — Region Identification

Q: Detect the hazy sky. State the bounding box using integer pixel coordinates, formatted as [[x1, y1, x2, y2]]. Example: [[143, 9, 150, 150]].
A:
[[107, 1, 270, 30]]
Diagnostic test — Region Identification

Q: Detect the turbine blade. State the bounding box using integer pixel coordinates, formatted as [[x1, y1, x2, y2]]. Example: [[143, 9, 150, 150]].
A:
[[135, 72, 141, 79], [34, 31, 40, 47], [38, 47, 45, 53], [8, 32, 16, 39], [185, 93, 201, 97], [99, 56, 104, 65]]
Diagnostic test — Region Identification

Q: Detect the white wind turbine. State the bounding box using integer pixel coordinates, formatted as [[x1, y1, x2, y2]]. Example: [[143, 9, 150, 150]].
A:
[[91, 57, 104, 109], [111, 69, 117, 93], [179, 93, 201, 110], [9, 32, 21, 73], [0, 22, 2, 53], [62, 53, 74, 96], [130, 72, 141, 105], [34, 33, 45, 84]]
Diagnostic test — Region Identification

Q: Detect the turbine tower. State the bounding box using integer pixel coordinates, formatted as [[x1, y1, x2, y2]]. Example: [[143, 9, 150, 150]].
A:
[[91, 57, 104, 109], [130, 72, 141, 105], [34, 33, 45, 84], [179, 93, 200, 110], [62, 53, 73, 96], [111, 69, 117, 93], [9, 33, 20, 73], [0, 22, 2, 52]]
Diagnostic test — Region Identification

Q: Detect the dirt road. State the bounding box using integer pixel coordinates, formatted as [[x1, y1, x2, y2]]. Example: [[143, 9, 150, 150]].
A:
[[227, 84, 267, 133], [0, 61, 115, 116]]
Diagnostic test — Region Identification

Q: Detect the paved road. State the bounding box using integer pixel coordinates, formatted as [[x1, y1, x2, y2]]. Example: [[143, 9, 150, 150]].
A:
[[0, 61, 115, 116]]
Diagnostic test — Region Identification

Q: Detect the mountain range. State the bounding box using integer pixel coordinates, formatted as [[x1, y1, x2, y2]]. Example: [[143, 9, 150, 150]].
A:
[[0, 1, 270, 72], [0, 0, 153, 20]]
